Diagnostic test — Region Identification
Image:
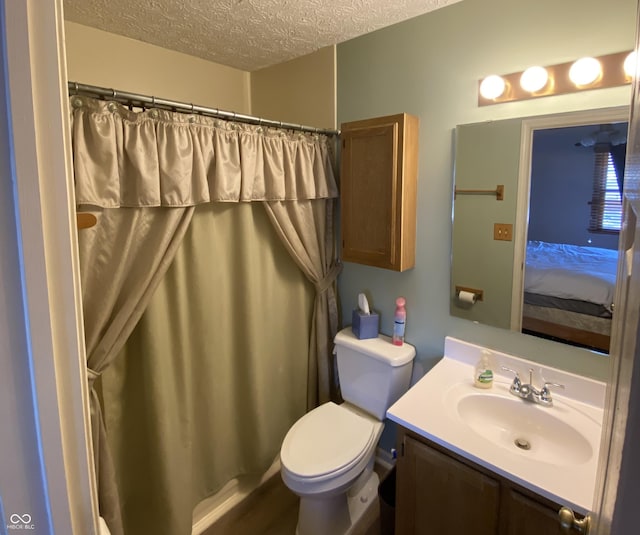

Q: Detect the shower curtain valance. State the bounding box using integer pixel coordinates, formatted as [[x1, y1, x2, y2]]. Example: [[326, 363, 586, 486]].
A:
[[71, 96, 338, 207]]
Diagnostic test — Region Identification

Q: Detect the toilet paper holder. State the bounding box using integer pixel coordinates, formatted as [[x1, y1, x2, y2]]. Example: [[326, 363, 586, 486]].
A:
[[455, 285, 483, 302]]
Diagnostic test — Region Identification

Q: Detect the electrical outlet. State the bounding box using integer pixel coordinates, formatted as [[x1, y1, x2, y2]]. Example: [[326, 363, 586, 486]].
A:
[[494, 223, 513, 241]]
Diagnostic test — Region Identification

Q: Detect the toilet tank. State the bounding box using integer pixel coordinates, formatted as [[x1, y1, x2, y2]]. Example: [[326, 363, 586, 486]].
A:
[[334, 327, 416, 420]]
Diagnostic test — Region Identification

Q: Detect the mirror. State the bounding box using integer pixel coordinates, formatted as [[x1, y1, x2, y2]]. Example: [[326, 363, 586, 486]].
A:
[[451, 107, 628, 355]]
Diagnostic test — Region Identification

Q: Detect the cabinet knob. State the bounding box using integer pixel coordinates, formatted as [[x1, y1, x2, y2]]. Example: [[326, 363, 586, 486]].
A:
[[558, 507, 591, 533]]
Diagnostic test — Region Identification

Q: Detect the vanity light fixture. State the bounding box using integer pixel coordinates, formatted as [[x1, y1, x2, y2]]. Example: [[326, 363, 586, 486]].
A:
[[478, 50, 634, 106], [479, 74, 506, 100], [568, 57, 602, 86], [624, 50, 638, 78], [520, 66, 549, 93]]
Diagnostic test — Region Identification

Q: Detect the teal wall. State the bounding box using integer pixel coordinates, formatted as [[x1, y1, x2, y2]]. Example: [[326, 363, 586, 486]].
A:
[[451, 119, 522, 329], [337, 0, 636, 379]]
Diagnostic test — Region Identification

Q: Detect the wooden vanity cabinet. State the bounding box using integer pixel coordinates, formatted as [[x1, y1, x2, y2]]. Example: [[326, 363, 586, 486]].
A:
[[339, 113, 418, 271], [503, 488, 576, 535], [396, 431, 500, 534], [395, 428, 583, 534]]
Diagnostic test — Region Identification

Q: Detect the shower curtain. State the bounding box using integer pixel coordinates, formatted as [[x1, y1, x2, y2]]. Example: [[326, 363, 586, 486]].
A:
[[103, 202, 314, 535], [70, 96, 339, 535]]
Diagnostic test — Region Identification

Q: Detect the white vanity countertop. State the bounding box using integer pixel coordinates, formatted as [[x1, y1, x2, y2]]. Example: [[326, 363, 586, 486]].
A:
[[387, 336, 606, 514]]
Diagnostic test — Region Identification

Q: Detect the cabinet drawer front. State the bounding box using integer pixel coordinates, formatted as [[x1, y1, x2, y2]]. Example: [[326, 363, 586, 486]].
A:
[[505, 490, 580, 535], [397, 435, 500, 535]]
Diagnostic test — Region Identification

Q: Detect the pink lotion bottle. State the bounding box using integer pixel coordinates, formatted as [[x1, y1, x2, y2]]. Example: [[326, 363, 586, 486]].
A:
[[392, 297, 406, 346]]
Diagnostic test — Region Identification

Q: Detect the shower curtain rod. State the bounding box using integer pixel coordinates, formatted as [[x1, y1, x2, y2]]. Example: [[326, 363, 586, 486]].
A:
[[68, 81, 340, 137]]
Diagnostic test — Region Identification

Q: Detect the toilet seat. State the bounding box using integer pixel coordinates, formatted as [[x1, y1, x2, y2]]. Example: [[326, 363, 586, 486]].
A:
[[280, 402, 378, 482]]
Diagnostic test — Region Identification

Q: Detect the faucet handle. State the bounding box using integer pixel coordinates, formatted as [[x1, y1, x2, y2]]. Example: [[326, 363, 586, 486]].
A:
[[540, 381, 565, 402], [500, 366, 522, 392]]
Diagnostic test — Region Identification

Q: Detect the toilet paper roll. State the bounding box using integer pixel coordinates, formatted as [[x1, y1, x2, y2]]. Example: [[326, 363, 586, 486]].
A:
[[458, 290, 477, 304]]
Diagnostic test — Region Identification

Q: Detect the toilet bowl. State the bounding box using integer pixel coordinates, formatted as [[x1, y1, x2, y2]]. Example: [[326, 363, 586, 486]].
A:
[[280, 402, 383, 535], [280, 328, 416, 535]]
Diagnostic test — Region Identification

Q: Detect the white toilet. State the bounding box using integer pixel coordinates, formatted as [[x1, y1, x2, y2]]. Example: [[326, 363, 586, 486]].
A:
[[280, 327, 416, 535]]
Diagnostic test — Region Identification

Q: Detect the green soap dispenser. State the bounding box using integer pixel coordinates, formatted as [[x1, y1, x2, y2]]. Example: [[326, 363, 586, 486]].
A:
[[474, 349, 494, 389]]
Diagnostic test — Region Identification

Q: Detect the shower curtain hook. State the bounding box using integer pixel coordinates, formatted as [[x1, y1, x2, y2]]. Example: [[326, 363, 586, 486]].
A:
[[73, 82, 79, 94], [151, 96, 156, 107], [111, 88, 117, 99]]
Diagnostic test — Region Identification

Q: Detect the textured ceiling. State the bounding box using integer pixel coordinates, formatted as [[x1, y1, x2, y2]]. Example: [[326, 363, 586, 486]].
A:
[[63, 0, 461, 72]]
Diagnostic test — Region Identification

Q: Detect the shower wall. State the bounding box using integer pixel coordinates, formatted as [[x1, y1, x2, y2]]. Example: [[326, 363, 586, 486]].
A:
[[64, 21, 251, 112], [64, 21, 336, 130]]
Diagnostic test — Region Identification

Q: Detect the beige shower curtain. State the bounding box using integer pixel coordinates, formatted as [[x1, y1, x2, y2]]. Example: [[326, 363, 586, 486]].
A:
[[71, 96, 339, 535], [102, 203, 314, 535], [265, 200, 341, 405], [80, 207, 195, 535]]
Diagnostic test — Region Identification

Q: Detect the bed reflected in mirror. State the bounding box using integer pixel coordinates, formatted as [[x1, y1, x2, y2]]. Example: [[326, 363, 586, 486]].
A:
[[521, 123, 626, 354], [451, 108, 629, 355]]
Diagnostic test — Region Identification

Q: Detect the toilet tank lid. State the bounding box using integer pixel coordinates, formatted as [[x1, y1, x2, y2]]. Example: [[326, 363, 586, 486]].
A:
[[334, 327, 416, 366]]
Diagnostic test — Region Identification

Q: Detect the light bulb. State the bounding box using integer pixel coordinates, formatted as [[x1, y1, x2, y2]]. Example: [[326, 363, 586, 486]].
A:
[[624, 51, 638, 78], [520, 66, 548, 92], [569, 57, 602, 86], [479, 75, 506, 100]]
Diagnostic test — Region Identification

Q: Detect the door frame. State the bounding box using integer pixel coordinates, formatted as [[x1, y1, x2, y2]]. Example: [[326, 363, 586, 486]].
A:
[[591, 6, 640, 527], [2, 1, 98, 533]]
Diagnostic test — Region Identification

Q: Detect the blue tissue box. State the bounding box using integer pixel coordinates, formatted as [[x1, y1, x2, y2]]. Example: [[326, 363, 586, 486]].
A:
[[351, 309, 380, 339]]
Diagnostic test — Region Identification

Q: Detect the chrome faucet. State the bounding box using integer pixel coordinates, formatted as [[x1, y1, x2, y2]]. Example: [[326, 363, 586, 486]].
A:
[[501, 366, 565, 407]]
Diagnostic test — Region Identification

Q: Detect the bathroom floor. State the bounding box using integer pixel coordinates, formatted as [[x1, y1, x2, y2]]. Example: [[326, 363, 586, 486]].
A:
[[204, 471, 382, 535]]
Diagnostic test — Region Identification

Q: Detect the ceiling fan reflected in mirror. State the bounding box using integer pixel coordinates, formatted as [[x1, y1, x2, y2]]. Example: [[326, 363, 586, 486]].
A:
[[575, 124, 627, 147]]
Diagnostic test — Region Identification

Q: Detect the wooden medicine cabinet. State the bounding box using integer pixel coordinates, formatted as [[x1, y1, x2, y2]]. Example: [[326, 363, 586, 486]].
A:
[[340, 113, 419, 271]]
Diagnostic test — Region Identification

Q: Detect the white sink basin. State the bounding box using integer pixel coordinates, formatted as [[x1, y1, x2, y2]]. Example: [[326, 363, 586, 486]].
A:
[[453, 391, 594, 466], [386, 337, 605, 514]]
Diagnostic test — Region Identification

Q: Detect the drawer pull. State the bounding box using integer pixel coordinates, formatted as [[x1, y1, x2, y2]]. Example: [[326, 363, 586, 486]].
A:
[[558, 507, 591, 533]]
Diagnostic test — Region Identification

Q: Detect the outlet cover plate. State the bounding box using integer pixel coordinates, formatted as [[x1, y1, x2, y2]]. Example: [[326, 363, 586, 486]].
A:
[[494, 223, 513, 241]]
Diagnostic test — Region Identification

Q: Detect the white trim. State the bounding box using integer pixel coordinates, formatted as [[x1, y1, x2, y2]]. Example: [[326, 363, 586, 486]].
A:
[[511, 106, 630, 332], [3, 1, 98, 533], [510, 123, 533, 331], [191, 458, 282, 535]]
